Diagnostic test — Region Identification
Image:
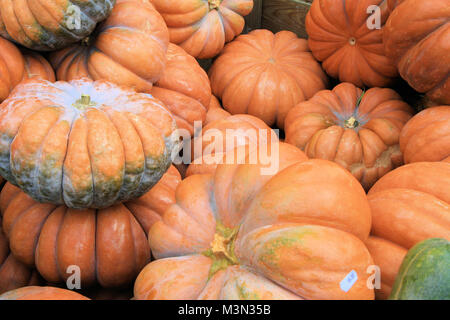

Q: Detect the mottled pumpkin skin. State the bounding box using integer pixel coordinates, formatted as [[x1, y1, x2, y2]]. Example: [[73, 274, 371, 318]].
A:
[[50, 0, 169, 93], [400, 106, 450, 163], [209, 29, 328, 129], [306, 0, 398, 87], [0, 166, 181, 288], [0, 286, 89, 300], [366, 162, 450, 298], [384, 0, 450, 105], [135, 144, 375, 300], [0, 78, 178, 209], [285, 82, 414, 190], [0, 37, 55, 102], [0, 0, 115, 51], [151, 0, 254, 59]]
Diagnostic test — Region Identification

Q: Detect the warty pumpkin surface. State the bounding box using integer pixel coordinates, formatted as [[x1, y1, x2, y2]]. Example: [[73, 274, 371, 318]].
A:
[[383, 0, 450, 105], [209, 29, 328, 129], [366, 162, 450, 298], [305, 0, 398, 87], [50, 0, 169, 93], [0, 286, 89, 300], [0, 0, 115, 51], [0, 78, 179, 209], [285, 82, 414, 190], [400, 106, 450, 164], [0, 166, 181, 288], [135, 143, 375, 300], [150, 0, 254, 59]]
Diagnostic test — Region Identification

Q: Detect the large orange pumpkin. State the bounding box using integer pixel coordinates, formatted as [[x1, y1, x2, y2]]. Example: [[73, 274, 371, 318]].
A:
[[0, 0, 115, 51], [135, 143, 375, 300], [285, 82, 414, 190], [0, 78, 178, 209], [0, 166, 181, 288], [367, 162, 450, 298], [305, 0, 398, 87], [0, 37, 55, 102], [0, 286, 89, 300], [50, 0, 169, 93], [150, 0, 254, 59], [209, 29, 328, 129], [383, 0, 450, 105], [400, 106, 450, 164]]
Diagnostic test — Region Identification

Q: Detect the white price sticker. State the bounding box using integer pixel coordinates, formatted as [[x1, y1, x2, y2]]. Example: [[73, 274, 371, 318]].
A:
[[340, 270, 358, 292]]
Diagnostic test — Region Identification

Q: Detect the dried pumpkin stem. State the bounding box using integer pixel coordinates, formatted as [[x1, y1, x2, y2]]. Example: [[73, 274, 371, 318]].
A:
[[209, 0, 222, 10], [73, 94, 96, 110]]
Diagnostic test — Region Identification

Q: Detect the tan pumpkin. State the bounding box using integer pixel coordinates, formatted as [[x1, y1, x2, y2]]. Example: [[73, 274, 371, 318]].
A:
[[367, 162, 450, 298], [209, 29, 328, 129], [0, 286, 89, 300], [0, 166, 181, 288], [135, 143, 375, 300], [285, 82, 414, 190], [400, 106, 450, 163]]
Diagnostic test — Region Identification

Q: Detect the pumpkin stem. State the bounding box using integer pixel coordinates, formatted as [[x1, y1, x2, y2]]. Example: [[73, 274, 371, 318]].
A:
[[344, 116, 359, 129], [73, 94, 96, 110], [349, 37, 356, 46], [209, 0, 222, 10]]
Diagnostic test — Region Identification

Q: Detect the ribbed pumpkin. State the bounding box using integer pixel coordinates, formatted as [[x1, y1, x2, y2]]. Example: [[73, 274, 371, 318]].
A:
[[383, 0, 450, 105], [285, 82, 414, 190], [135, 143, 375, 300], [50, 0, 169, 93], [305, 0, 398, 87], [400, 106, 450, 163], [0, 0, 115, 51], [0, 37, 55, 102], [0, 286, 89, 300], [209, 29, 328, 129], [0, 166, 181, 288], [150, 0, 254, 59], [0, 78, 178, 209], [367, 162, 450, 299]]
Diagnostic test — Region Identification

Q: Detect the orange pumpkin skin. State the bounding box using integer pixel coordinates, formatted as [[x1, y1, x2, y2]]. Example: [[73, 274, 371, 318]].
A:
[[305, 0, 398, 87], [0, 286, 89, 300], [0, 78, 178, 209], [50, 0, 169, 93], [383, 0, 450, 105], [150, 0, 254, 59], [285, 82, 414, 190], [0, 1, 115, 51], [400, 106, 450, 163], [367, 162, 450, 298], [135, 145, 375, 300], [205, 96, 230, 126], [0, 166, 181, 288], [209, 29, 328, 129]]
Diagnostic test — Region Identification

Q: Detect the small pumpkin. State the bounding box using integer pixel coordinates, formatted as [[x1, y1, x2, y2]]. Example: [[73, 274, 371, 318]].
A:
[[390, 238, 450, 300], [150, 0, 254, 59], [400, 106, 450, 163], [135, 144, 375, 300], [383, 0, 450, 105], [0, 166, 181, 288], [305, 0, 398, 87], [0, 0, 115, 51], [0, 286, 89, 300], [50, 0, 169, 93], [285, 82, 414, 190], [209, 29, 328, 129], [367, 162, 450, 298]]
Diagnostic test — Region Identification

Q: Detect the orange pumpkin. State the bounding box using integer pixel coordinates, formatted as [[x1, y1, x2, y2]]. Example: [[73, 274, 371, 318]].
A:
[[209, 29, 328, 129], [150, 0, 254, 59], [50, 0, 169, 93], [305, 0, 398, 87], [135, 143, 375, 300], [0, 0, 114, 51], [285, 82, 414, 190], [0, 78, 178, 209], [383, 0, 450, 105], [205, 96, 230, 126], [0, 286, 89, 300], [367, 162, 450, 298], [0, 37, 55, 102], [400, 106, 450, 163], [0, 166, 181, 288]]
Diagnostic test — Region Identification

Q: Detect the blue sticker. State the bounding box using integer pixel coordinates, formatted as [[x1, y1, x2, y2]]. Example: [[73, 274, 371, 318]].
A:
[[340, 270, 358, 292]]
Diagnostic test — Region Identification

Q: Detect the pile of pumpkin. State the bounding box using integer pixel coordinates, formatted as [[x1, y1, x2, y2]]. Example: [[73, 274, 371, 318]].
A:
[[0, 0, 448, 301]]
